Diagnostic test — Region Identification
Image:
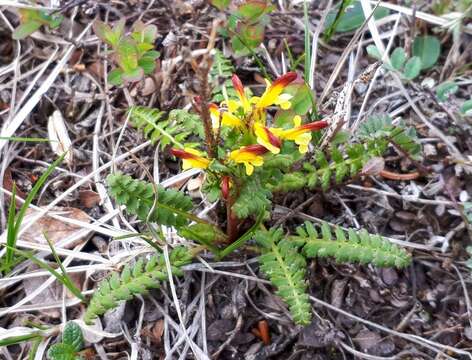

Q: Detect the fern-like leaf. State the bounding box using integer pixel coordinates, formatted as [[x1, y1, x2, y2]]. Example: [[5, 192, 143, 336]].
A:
[[108, 173, 193, 227], [128, 106, 203, 149], [255, 228, 312, 325], [232, 176, 272, 219], [210, 49, 237, 102], [358, 114, 421, 158], [295, 222, 411, 268], [84, 246, 192, 324]]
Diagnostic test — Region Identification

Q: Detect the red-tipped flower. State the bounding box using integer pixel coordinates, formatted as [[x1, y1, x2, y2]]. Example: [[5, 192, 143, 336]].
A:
[[170, 148, 210, 170], [255, 71, 298, 110]]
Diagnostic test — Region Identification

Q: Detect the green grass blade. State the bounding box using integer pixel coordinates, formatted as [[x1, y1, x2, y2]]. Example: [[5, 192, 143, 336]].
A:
[[44, 233, 86, 302], [5, 153, 65, 272], [1, 244, 86, 302], [5, 183, 17, 272], [0, 136, 52, 142], [303, 0, 311, 81], [0, 333, 42, 347]]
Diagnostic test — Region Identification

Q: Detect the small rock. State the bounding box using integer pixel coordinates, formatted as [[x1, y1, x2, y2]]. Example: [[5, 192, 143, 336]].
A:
[[354, 329, 381, 352], [381, 268, 398, 286], [423, 143, 437, 157], [298, 320, 339, 348]]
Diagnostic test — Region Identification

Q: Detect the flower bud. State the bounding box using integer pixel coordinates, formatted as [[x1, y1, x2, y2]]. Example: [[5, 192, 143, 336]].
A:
[[221, 176, 231, 200]]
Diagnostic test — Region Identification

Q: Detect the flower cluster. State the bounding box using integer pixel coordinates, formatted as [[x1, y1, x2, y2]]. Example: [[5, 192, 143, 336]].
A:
[[171, 72, 328, 176]]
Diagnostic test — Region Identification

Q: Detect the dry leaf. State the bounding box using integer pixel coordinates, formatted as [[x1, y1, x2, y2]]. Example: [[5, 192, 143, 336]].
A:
[[362, 157, 385, 176], [23, 263, 84, 318], [48, 110, 73, 164], [79, 190, 101, 208], [21, 207, 90, 249]]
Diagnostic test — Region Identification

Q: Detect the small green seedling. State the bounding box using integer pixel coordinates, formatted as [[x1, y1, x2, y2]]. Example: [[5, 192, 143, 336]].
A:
[[94, 20, 160, 86], [324, 0, 389, 41], [367, 46, 422, 80], [367, 36, 440, 81], [211, 0, 274, 56], [13, 8, 63, 40], [47, 322, 84, 360]]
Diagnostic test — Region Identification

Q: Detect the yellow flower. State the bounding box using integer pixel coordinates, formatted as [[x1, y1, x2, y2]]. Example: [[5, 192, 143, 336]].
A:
[[232, 74, 251, 113], [209, 103, 243, 130], [252, 72, 297, 110], [228, 144, 268, 176], [271, 116, 328, 154], [170, 148, 210, 170], [253, 122, 281, 154]]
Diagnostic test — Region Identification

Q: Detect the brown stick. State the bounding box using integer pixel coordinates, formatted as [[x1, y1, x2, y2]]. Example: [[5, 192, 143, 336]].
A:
[[379, 169, 420, 181]]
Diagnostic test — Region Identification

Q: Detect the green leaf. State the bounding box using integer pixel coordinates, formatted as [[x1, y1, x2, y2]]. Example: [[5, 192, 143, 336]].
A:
[[390, 47, 406, 70], [5, 154, 65, 274], [232, 22, 265, 54], [62, 322, 83, 352], [412, 35, 441, 70], [211, 0, 231, 10], [232, 177, 272, 219], [461, 99, 472, 116], [366, 44, 382, 60], [132, 22, 158, 45], [297, 222, 412, 268], [12, 21, 42, 40], [107, 173, 194, 227], [403, 56, 422, 80], [84, 247, 193, 324], [107, 68, 124, 86], [325, 1, 389, 33], [237, 0, 271, 21], [178, 223, 223, 253], [255, 228, 311, 325], [122, 67, 144, 82], [47, 343, 77, 360], [274, 80, 313, 127], [93, 20, 124, 47], [435, 82, 458, 102], [138, 51, 159, 75], [116, 38, 139, 73], [47, 14, 63, 29]]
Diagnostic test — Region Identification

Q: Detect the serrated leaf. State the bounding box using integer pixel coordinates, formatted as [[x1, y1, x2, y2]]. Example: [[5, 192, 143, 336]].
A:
[[62, 322, 83, 352], [84, 247, 192, 324], [412, 35, 441, 70], [390, 47, 406, 70], [46, 343, 77, 360], [435, 82, 458, 102], [12, 21, 42, 40], [403, 56, 422, 80]]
